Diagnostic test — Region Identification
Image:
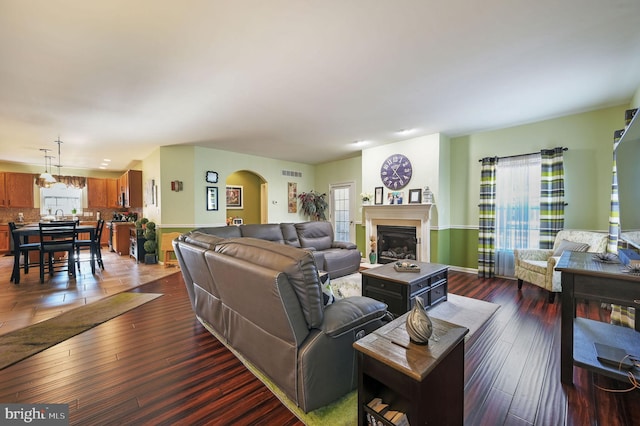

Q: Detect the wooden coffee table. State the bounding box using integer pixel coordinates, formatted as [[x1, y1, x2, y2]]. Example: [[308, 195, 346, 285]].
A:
[[361, 261, 448, 317]]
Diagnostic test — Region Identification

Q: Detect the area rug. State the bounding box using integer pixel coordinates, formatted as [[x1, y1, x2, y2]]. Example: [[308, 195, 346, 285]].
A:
[[0, 292, 163, 370], [201, 275, 499, 425], [332, 272, 500, 340]]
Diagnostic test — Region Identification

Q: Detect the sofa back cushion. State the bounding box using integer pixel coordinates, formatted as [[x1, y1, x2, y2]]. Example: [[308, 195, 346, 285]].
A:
[[240, 223, 285, 243], [295, 221, 334, 251], [280, 223, 301, 247], [214, 237, 325, 328], [197, 226, 242, 238], [183, 231, 227, 249]]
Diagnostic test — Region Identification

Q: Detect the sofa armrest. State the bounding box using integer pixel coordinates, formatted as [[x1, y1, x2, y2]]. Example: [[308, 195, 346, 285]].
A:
[[332, 240, 357, 250], [514, 248, 553, 263], [320, 296, 387, 337]]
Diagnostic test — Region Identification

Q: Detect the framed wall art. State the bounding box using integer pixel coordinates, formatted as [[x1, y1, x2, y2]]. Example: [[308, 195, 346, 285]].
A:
[[374, 187, 384, 205], [206, 186, 218, 211], [226, 185, 243, 209], [288, 182, 298, 213]]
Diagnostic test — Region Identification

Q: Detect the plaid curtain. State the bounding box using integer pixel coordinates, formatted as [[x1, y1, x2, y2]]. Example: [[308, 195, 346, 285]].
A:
[[478, 157, 497, 278], [539, 148, 565, 249], [607, 130, 623, 253]]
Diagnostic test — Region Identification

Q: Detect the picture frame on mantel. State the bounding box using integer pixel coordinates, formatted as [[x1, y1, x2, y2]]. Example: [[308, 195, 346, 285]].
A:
[[409, 188, 422, 204], [374, 187, 383, 205]]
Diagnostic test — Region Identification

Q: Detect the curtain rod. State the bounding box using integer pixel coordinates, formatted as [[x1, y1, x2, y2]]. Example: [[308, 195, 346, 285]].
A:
[[478, 147, 568, 162]]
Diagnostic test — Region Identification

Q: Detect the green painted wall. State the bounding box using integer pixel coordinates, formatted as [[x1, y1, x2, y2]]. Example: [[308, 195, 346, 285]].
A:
[[448, 104, 629, 269]]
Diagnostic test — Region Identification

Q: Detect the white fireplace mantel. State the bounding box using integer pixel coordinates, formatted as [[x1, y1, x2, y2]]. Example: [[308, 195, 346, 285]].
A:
[[363, 204, 433, 262]]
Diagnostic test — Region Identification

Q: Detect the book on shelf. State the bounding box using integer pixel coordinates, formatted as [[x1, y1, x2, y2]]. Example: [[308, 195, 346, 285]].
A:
[[367, 397, 410, 425]]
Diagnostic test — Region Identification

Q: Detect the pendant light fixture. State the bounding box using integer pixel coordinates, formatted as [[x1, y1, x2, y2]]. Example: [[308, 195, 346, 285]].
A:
[[39, 148, 56, 183], [54, 137, 63, 177], [50, 136, 68, 189]]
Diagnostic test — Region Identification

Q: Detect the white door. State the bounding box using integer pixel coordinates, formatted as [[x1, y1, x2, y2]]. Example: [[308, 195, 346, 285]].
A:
[[330, 182, 356, 243]]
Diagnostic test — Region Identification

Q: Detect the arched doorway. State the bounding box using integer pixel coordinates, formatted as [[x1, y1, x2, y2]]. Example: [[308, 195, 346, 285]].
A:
[[226, 170, 268, 224]]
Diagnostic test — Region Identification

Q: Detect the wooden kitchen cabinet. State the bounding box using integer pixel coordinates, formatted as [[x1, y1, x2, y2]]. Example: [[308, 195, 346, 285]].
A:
[[112, 222, 134, 255], [117, 170, 142, 208], [0, 172, 34, 208], [0, 224, 9, 253], [87, 178, 108, 208], [106, 178, 119, 208]]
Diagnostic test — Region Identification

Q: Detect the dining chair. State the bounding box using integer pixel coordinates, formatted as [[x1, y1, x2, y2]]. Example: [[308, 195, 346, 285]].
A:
[[9, 222, 41, 284], [75, 219, 105, 273], [39, 221, 77, 283]]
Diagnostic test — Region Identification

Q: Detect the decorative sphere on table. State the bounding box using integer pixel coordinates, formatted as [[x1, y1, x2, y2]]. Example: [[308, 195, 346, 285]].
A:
[[406, 296, 433, 345]]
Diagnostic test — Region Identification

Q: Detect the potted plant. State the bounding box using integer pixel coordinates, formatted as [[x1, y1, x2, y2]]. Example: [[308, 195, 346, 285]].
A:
[[134, 217, 149, 237], [298, 190, 328, 221], [143, 221, 158, 264]]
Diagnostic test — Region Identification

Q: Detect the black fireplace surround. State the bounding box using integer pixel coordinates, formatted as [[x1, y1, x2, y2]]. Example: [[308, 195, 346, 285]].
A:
[[376, 225, 417, 264]]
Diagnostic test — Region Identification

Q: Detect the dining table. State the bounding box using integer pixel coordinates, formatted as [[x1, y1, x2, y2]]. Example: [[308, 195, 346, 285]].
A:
[[12, 223, 98, 281]]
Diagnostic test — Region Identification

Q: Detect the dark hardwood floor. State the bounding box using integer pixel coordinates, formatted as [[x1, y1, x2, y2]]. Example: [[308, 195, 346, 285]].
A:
[[1, 270, 638, 425]]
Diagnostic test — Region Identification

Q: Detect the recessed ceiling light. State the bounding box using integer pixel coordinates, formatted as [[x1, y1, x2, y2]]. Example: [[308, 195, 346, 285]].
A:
[[353, 140, 369, 146], [397, 129, 416, 136], [100, 162, 109, 166], [103, 159, 111, 162]]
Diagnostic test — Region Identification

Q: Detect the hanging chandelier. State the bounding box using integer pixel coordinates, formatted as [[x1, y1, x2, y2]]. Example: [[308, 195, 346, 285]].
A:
[[39, 148, 56, 183]]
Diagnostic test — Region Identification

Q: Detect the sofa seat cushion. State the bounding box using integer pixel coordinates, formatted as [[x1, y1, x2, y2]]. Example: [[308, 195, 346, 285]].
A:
[[321, 296, 387, 337], [323, 248, 362, 279], [520, 259, 548, 275]]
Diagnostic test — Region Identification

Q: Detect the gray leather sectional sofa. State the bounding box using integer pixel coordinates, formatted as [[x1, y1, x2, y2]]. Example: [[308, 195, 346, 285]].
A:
[[173, 230, 388, 412], [196, 221, 362, 278]]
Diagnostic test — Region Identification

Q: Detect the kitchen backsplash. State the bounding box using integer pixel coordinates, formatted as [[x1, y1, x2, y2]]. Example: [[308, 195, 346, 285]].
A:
[[0, 207, 142, 224]]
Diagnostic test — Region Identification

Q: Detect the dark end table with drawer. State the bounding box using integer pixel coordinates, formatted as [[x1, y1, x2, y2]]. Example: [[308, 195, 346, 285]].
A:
[[361, 261, 448, 317]]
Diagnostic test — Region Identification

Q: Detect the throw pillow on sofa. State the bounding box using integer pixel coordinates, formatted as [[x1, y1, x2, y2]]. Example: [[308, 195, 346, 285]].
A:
[[320, 272, 335, 306], [553, 239, 590, 256]]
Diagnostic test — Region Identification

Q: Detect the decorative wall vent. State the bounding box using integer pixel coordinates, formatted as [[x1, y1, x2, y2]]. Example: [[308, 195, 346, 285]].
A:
[[282, 170, 303, 177]]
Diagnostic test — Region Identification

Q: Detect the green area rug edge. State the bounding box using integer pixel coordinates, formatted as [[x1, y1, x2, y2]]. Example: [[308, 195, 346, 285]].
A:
[[0, 292, 163, 370]]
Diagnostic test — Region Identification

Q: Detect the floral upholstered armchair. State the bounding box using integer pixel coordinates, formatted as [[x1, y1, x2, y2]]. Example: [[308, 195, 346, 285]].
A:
[[514, 230, 608, 303]]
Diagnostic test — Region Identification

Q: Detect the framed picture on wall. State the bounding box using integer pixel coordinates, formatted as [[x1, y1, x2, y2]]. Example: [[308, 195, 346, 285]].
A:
[[226, 185, 243, 209], [374, 187, 384, 205], [206, 187, 218, 211], [288, 182, 297, 213]]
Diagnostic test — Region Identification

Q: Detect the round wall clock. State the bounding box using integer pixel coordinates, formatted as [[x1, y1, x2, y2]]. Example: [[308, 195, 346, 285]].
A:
[[206, 171, 218, 183], [380, 154, 413, 190]]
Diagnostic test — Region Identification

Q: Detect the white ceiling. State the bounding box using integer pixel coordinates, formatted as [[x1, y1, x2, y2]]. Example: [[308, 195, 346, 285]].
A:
[[1, 0, 640, 171]]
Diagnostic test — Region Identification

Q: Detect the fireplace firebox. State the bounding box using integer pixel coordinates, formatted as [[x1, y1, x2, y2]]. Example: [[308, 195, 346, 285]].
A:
[[377, 225, 417, 264]]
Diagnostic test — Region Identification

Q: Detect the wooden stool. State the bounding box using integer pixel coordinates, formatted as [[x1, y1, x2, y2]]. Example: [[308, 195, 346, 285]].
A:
[[161, 232, 182, 268]]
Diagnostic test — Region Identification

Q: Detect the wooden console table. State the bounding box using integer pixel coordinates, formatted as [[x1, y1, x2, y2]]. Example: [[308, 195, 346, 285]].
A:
[[556, 251, 640, 385], [353, 313, 468, 425]]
